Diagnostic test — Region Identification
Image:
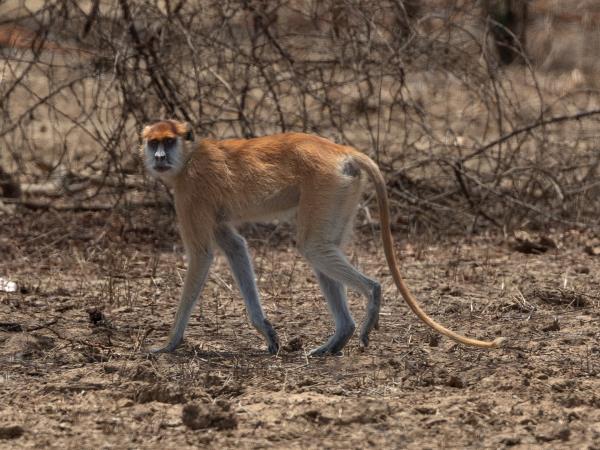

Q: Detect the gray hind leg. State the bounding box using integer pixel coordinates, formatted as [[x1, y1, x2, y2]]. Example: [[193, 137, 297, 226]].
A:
[[216, 225, 280, 354], [360, 280, 381, 346], [309, 271, 356, 356], [297, 171, 380, 352], [300, 243, 381, 348]]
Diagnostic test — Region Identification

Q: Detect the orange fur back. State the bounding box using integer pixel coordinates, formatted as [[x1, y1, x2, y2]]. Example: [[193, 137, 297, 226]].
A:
[[170, 132, 358, 250]]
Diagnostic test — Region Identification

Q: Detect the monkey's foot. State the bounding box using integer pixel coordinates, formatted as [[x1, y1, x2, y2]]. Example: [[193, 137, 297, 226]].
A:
[[360, 318, 381, 348], [359, 283, 381, 347], [267, 341, 280, 355], [261, 319, 280, 355], [266, 328, 280, 355], [309, 344, 343, 357], [147, 340, 182, 354], [359, 292, 381, 348], [358, 332, 370, 348], [358, 322, 375, 348], [309, 327, 354, 357]]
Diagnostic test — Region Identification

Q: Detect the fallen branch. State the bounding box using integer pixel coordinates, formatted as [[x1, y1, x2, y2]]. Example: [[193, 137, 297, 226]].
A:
[[1, 198, 170, 212], [461, 108, 600, 163]]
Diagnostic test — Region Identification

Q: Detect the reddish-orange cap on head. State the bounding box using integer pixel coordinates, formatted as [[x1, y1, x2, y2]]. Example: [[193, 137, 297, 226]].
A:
[[142, 120, 192, 141]]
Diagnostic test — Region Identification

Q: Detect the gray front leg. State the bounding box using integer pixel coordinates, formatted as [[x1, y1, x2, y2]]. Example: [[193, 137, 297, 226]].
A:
[[216, 225, 280, 354], [150, 248, 213, 353]]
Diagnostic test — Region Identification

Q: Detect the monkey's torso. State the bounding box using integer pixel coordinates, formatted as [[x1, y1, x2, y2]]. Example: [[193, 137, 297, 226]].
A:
[[172, 133, 365, 245]]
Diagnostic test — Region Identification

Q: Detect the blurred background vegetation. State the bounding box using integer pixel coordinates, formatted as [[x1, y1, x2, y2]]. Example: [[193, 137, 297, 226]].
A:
[[1, 0, 600, 233]]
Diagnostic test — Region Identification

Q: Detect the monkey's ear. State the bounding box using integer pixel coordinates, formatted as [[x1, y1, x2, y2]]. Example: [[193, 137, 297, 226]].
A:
[[141, 125, 152, 141], [175, 121, 194, 141]]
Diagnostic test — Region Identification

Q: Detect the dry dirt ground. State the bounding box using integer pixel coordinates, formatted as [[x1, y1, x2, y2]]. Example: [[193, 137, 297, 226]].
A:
[[0, 209, 599, 449]]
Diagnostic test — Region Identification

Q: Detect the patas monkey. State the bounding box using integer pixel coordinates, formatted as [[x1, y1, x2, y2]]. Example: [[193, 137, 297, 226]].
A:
[[141, 119, 505, 355]]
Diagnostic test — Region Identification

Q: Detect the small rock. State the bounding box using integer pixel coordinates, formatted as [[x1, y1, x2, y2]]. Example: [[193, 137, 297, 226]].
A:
[[584, 245, 600, 256], [0, 278, 17, 293]]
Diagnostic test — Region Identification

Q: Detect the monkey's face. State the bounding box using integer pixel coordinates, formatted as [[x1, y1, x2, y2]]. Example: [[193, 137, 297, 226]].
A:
[[141, 120, 194, 180], [144, 136, 184, 177]]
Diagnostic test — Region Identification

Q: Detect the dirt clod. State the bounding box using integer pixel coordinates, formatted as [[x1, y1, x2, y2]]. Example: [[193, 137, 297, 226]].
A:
[[87, 308, 105, 325], [427, 333, 441, 347], [574, 266, 590, 274], [297, 410, 332, 425], [446, 375, 465, 389], [542, 318, 561, 332], [584, 244, 600, 256], [498, 435, 521, 446], [513, 232, 557, 254], [182, 402, 238, 431], [0, 333, 53, 359], [0, 322, 22, 332], [133, 384, 187, 404], [0, 425, 24, 440], [282, 336, 304, 352], [536, 427, 571, 442], [122, 362, 159, 382], [414, 406, 437, 415]]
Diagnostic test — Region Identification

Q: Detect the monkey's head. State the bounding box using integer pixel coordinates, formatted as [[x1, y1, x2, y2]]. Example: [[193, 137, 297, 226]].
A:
[[141, 120, 194, 180]]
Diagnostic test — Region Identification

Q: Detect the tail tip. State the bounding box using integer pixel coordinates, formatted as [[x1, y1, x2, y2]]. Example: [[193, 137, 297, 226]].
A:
[[491, 337, 507, 348]]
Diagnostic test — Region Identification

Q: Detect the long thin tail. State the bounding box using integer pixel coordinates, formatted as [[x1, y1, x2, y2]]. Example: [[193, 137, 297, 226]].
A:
[[352, 152, 505, 349]]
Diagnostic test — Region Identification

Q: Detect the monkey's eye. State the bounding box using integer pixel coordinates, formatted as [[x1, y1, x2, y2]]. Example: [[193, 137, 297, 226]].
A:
[[148, 139, 159, 150], [163, 137, 176, 147]]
